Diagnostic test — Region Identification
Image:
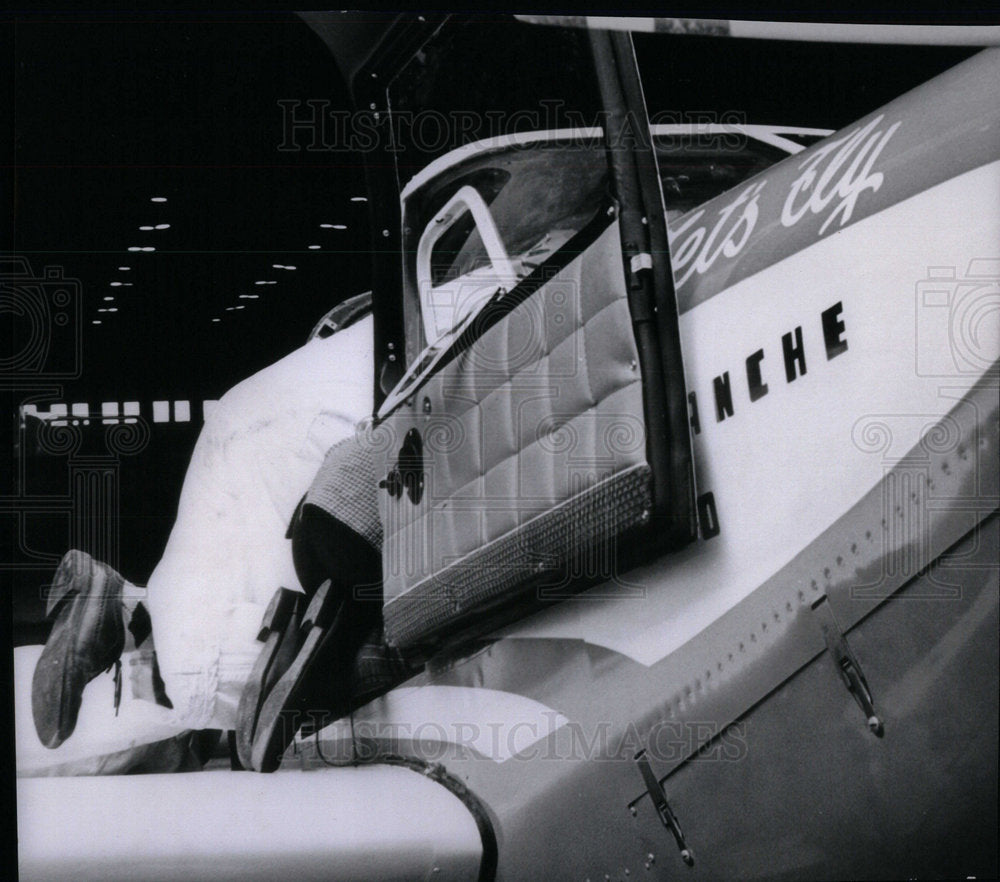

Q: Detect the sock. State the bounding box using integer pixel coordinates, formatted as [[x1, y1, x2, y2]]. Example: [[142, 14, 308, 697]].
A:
[[126, 650, 174, 709], [121, 582, 153, 653], [119, 581, 171, 708]]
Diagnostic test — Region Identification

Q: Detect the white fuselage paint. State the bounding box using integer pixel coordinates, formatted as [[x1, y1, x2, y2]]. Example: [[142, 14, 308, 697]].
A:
[[499, 158, 1000, 664], [317, 161, 999, 755]]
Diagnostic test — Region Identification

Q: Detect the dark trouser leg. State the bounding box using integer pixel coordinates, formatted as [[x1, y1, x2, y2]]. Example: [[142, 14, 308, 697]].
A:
[[237, 502, 385, 770], [290, 501, 384, 723], [291, 502, 382, 595]]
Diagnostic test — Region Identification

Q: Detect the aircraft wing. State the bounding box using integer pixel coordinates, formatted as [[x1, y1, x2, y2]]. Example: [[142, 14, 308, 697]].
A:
[[17, 764, 485, 881]]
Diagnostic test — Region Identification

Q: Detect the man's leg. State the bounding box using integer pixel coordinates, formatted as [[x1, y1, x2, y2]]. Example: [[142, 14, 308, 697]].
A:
[[237, 431, 387, 771], [26, 315, 375, 765], [31, 551, 173, 749]]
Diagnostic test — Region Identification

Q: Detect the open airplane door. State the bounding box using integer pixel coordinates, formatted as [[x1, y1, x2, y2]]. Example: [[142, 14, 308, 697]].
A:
[[328, 16, 699, 652]]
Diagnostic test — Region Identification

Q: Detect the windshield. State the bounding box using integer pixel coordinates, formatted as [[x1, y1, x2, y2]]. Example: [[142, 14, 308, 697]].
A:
[[652, 129, 788, 219], [383, 19, 842, 383]]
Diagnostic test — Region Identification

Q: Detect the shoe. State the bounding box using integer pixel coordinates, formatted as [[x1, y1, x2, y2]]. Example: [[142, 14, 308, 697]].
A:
[[31, 550, 126, 749], [351, 625, 414, 705], [250, 579, 353, 773], [234, 587, 303, 770]]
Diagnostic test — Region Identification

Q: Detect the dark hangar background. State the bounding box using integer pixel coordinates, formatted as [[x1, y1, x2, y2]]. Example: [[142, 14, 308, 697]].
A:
[[5, 11, 975, 644]]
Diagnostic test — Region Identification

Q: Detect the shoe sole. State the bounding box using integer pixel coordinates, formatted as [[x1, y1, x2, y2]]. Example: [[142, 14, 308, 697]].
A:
[[250, 579, 348, 773], [32, 551, 124, 749], [234, 587, 301, 770]]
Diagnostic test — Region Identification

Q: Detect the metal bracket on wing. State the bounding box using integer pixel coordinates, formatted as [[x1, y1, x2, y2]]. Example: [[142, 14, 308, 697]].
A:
[[811, 595, 884, 737], [632, 749, 695, 867]]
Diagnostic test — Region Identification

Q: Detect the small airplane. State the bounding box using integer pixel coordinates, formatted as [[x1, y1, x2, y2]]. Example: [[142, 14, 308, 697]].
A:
[[17, 13, 1000, 881]]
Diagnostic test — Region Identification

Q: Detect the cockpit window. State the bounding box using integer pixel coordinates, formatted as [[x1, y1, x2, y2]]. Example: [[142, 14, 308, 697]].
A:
[[385, 18, 604, 362], [652, 132, 787, 216], [384, 18, 830, 371], [406, 140, 609, 345], [425, 168, 511, 287]]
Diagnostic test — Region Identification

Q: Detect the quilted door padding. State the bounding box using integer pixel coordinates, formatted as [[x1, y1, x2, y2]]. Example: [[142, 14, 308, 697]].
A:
[[376, 223, 652, 648]]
